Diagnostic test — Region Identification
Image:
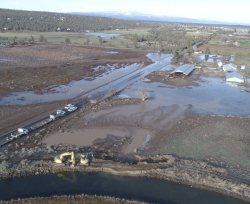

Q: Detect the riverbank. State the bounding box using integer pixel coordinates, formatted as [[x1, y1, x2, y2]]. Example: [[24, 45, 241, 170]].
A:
[[0, 193, 148, 204]]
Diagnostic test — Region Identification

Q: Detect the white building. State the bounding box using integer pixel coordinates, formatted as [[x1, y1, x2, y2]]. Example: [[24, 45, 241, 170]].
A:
[[241, 65, 246, 69], [226, 71, 244, 83], [223, 63, 237, 72]]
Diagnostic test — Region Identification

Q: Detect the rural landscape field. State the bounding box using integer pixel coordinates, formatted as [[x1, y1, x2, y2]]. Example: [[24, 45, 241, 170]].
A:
[[1, 4, 250, 204]]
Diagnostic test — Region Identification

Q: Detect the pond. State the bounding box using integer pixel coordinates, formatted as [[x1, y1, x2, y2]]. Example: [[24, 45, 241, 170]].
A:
[[82, 33, 125, 38], [0, 172, 247, 204]]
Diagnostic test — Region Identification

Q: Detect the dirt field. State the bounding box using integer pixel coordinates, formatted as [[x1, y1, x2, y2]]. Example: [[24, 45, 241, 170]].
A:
[[0, 44, 152, 98], [144, 70, 202, 87]]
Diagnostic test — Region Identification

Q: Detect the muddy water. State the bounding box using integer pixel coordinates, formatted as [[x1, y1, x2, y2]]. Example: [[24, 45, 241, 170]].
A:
[[42, 127, 147, 153], [83, 105, 188, 134], [0, 172, 246, 204]]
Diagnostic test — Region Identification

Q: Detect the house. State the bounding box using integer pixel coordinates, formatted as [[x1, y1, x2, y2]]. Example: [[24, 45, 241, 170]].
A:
[[194, 50, 203, 55], [57, 28, 61, 31], [233, 42, 240, 46], [226, 71, 244, 83], [66, 28, 71, 31], [223, 63, 237, 72], [241, 65, 246, 69]]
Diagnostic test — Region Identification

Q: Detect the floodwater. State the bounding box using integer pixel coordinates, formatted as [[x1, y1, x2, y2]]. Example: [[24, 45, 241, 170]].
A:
[[42, 127, 147, 154], [0, 172, 247, 204], [83, 33, 125, 38], [118, 73, 250, 117], [199, 54, 235, 62], [0, 53, 171, 105]]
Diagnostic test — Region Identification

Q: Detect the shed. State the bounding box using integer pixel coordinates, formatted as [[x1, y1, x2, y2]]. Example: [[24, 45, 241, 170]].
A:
[[226, 71, 244, 83], [170, 64, 195, 76], [223, 63, 237, 72]]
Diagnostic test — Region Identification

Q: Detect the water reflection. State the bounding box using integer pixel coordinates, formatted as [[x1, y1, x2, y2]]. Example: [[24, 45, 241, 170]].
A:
[[0, 172, 246, 204]]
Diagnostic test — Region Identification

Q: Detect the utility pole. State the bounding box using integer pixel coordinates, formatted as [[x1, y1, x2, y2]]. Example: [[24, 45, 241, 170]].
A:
[[140, 62, 144, 84], [81, 88, 84, 106], [64, 87, 67, 106]]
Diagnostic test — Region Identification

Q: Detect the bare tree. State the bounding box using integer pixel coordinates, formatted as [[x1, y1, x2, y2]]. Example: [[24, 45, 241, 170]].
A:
[[136, 90, 150, 101]]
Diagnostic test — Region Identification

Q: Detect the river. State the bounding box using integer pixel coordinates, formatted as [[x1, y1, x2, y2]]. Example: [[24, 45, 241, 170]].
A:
[[0, 172, 247, 204]]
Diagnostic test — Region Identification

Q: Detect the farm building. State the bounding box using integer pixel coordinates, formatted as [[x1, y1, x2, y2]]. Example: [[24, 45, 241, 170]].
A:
[[223, 63, 237, 72], [226, 71, 244, 83], [194, 50, 203, 54], [170, 64, 195, 77]]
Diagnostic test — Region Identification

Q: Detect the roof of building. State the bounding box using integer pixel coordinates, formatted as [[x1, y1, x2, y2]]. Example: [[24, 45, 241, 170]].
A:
[[223, 63, 237, 69], [170, 64, 195, 76], [226, 71, 244, 83]]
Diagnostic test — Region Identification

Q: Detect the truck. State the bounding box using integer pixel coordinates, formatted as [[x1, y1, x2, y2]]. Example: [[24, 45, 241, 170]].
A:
[[10, 128, 29, 139], [29, 118, 51, 130], [50, 109, 65, 120]]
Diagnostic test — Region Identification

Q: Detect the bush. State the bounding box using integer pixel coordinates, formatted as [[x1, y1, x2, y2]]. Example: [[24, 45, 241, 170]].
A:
[[108, 87, 116, 96], [0, 160, 10, 172]]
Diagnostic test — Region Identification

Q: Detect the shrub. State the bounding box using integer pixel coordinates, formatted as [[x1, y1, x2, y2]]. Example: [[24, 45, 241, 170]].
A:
[[0, 160, 10, 172], [108, 87, 116, 96]]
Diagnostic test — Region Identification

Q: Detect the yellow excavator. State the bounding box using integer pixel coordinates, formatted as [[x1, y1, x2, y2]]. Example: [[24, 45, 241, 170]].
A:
[[54, 152, 75, 167], [80, 151, 95, 166]]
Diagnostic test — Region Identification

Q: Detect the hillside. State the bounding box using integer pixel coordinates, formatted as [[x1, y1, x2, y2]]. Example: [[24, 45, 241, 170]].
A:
[[0, 8, 157, 32]]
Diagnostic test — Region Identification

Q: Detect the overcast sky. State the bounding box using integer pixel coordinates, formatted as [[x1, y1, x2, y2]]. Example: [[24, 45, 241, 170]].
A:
[[2, 0, 250, 24]]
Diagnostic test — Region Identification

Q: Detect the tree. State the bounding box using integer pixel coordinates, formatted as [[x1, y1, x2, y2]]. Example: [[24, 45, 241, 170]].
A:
[[39, 35, 45, 42], [205, 46, 210, 54], [205, 54, 209, 61], [65, 37, 71, 44], [171, 50, 179, 64], [98, 36, 103, 45], [135, 90, 150, 101], [125, 43, 129, 48], [158, 38, 162, 47], [108, 87, 116, 96], [29, 35, 34, 42]]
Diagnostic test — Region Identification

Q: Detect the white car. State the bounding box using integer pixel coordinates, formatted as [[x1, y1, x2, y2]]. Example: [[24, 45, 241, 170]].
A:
[[65, 104, 77, 112]]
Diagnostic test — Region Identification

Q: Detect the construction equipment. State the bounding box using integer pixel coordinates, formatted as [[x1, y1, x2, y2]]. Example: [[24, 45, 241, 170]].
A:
[[54, 152, 75, 167], [80, 151, 95, 166]]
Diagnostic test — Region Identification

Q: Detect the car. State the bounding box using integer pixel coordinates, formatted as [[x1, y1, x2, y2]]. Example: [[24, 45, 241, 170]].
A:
[[65, 104, 77, 112]]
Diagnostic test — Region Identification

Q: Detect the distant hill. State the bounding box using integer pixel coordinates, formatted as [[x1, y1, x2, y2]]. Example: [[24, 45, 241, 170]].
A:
[[0, 9, 157, 32], [70, 11, 250, 27]]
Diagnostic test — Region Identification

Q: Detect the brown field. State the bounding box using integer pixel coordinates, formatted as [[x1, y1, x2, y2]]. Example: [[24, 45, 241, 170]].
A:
[[0, 44, 152, 98], [199, 44, 250, 55]]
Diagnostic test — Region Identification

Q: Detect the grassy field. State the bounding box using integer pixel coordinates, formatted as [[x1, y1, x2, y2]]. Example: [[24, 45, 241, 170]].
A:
[[199, 44, 250, 55], [98, 27, 152, 35], [0, 30, 154, 49]]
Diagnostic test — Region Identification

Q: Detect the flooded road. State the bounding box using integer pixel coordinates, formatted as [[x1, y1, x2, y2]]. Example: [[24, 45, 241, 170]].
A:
[[0, 172, 247, 204]]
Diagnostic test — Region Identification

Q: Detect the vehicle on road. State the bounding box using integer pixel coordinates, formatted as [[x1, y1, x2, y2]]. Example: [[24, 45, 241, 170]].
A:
[[10, 128, 29, 139], [50, 109, 65, 120], [65, 104, 77, 112]]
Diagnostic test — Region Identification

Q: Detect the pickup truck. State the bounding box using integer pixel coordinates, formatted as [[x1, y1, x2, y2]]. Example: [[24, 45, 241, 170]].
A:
[[10, 128, 29, 139], [50, 109, 65, 120]]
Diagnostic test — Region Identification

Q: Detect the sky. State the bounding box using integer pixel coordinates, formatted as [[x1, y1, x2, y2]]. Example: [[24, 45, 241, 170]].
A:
[[2, 0, 250, 24]]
